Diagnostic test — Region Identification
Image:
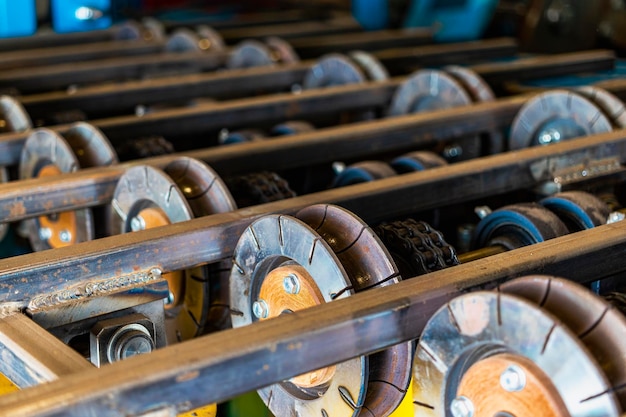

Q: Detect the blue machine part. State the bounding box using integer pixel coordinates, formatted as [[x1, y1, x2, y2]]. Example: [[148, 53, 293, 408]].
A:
[[52, 0, 112, 33], [403, 0, 498, 41], [352, 0, 389, 30], [0, 0, 36, 38], [331, 161, 396, 187]]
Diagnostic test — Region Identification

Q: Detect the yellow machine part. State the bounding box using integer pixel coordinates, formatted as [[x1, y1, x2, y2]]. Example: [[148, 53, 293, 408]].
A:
[[389, 378, 415, 417], [0, 372, 216, 417]]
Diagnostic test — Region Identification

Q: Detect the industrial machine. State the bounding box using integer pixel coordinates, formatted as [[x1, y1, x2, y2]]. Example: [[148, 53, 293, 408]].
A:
[[0, 3, 624, 417]]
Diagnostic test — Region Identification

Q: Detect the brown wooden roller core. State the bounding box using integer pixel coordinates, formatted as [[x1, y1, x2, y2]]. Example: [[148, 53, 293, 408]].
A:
[[37, 164, 77, 248], [456, 353, 570, 417], [136, 207, 184, 309], [259, 264, 336, 388]]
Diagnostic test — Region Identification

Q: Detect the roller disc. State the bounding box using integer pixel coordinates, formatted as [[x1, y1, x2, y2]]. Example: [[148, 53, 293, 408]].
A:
[[265, 36, 300, 64], [0, 95, 32, 241], [303, 54, 367, 89], [390, 151, 447, 174], [297, 205, 411, 417], [540, 191, 610, 232], [226, 40, 275, 69], [165, 28, 202, 53], [472, 203, 569, 251], [508, 90, 612, 150], [446, 65, 505, 154], [230, 213, 366, 417], [20, 129, 94, 251], [114, 20, 143, 41], [576, 86, 626, 128], [139, 18, 166, 42], [501, 275, 626, 411], [413, 289, 621, 417], [331, 161, 396, 188], [349, 50, 389, 81], [196, 25, 226, 52], [164, 158, 237, 333], [63, 122, 118, 168], [387, 69, 473, 117], [111, 165, 205, 342]]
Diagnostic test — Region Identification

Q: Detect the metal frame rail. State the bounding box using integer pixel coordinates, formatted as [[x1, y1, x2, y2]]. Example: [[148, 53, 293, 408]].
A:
[[0, 207, 624, 416]]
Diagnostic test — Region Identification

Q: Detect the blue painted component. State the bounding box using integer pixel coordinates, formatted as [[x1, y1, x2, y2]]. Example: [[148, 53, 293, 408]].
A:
[[51, 0, 112, 33], [474, 208, 546, 248], [540, 196, 596, 229], [403, 0, 498, 41], [352, 0, 389, 30], [0, 0, 36, 38]]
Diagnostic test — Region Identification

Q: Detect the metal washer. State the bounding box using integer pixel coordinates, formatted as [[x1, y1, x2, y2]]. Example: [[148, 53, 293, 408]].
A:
[[19, 128, 94, 251], [413, 290, 621, 417], [508, 90, 613, 150], [303, 53, 367, 89], [230, 214, 366, 417]]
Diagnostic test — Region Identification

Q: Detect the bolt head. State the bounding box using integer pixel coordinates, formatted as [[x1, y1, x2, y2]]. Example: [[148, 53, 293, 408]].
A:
[[130, 216, 145, 232], [450, 396, 474, 417], [444, 145, 462, 159], [39, 227, 52, 241], [252, 299, 269, 319], [500, 364, 527, 392], [59, 229, 72, 243], [283, 274, 300, 294]]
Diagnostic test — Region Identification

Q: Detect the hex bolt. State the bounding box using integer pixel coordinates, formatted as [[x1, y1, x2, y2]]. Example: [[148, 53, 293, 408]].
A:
[[538, 128, 562, 145], [252, 299, 269, 319], [39, 227, 52, 241], [283, 273, 301, 295], [450, 396, 475, 417], [500, 364, 527, 392], [130, 216, 146, 232], [444, 145, 463, 159], [59, 229, 72, 243]]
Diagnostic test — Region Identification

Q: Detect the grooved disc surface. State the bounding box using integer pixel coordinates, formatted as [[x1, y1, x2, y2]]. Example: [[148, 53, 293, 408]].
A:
[[227, 40, 275, 69], [577, 86, 626, 128], [349, 50, 389, 81], [303, 54, 366, 89]]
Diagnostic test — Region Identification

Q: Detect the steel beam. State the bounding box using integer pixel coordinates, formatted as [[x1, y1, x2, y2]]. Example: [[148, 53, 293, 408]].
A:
[[0, 129, 623, 307], [0, 220, 624, 416]]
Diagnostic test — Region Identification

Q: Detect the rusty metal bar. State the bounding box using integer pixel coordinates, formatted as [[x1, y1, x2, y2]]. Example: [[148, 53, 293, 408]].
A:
[[0, 94, 530, 221], [0, 219, 624, 416], [0, 129, 623, 307], [0, 51, 229, 95]]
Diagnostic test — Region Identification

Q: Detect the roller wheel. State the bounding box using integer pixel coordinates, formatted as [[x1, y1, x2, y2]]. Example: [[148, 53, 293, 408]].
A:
[[413, 275, 624, 417], [331, 161, 396, 188], [540, 191, 610, 232], [230, 204, 411, 417], [390, 151, 448, 174], [508, 90, 612, 150], [303, 53, 367, 89]]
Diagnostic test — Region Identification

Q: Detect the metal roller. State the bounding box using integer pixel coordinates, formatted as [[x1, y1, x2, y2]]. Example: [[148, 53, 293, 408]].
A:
[[508, 90, 613, 150], [19, 124, 116, 251], [331, 161, 397, 187], [230, 204, 410, 417], [348, 50, 389, 81], [540, 191, 611, 232], [390, 151, 448, 173], [576, 86, 626, 128], [165, 28, 205, 53], [303, 53, 367, 89], [413, 276, 623, 417], [472, 202, 569, 251]]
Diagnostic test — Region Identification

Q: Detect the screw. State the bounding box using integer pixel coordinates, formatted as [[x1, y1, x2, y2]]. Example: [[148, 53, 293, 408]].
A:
[[283, 273, 301, 294], [500, 364, 527, 392], [39, 227, 52, 241], [130, 216, 146, 232], [59, 229, 72, 243], [450, 396, 474, 417], [474, 205, 492, 219], [252, 299, 269, 319]]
